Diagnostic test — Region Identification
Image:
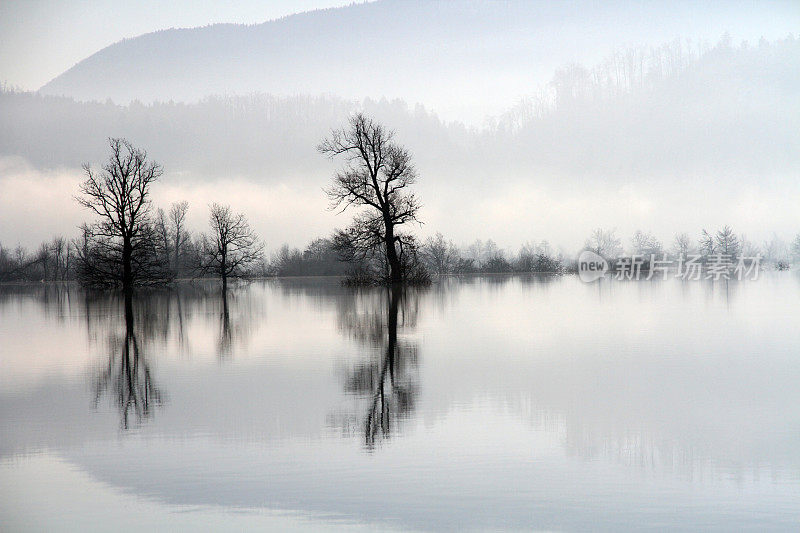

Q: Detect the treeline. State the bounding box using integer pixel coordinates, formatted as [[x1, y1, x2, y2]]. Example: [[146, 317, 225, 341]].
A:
[[4, 224, 800, 284], [583, 227, 800, 269]]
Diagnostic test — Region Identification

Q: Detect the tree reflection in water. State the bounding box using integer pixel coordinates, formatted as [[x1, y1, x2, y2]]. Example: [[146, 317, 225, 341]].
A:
[[218, 287, 233, 358], [339, 286, 421, 449], [92, 291, 164, 430]]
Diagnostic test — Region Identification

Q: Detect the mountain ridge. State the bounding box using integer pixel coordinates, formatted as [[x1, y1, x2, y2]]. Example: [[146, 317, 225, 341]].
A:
[[38, 0, 800, 123]]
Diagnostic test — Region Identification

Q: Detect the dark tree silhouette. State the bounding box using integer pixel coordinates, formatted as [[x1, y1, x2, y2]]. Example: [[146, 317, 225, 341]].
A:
[[319, 113, 424, 284], [75, 138, 167, 289], [200, 203, 263, 290]]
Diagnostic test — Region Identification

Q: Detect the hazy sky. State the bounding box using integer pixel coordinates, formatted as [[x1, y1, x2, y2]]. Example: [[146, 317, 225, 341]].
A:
[[0, 0, 362, 90]]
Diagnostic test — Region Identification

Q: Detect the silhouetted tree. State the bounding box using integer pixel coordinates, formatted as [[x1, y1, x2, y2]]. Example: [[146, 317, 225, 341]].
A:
[[75, 138, 168, 289], [200, 203, 263, 290], [319, 113, 426, 284]]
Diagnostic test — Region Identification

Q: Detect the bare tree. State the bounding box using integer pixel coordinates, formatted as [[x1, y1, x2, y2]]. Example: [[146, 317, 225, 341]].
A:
[[714, 226, 740, 257], [169, 201, 190, 273], [319, 113, 424, 284], [36, 242, 51, 281], [699, 229, 715, 258], [75, 138, 166, 290], [585, 228, 622, 258], [154, 207, 171, 265], [200, 203, 264, 290], [51, 236, 70, 281], [422, 232, 458, 276], [791, 234, 800, 264], [672, 232, 693, 258], [631, 230, 663, 256]]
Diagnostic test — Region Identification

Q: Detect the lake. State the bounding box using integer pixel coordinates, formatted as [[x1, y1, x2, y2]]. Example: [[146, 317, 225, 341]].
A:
[[1, 274, 799, 531]]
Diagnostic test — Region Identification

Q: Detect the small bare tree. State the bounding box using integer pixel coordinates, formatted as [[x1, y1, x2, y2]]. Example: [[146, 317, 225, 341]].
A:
[[319, 113, 424, 284], [201, 203, 263, 290], [76, 138, 166, 290]]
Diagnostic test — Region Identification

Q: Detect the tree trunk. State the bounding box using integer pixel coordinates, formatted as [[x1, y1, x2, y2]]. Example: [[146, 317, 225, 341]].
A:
[[122, 237, 133, 291], [384, 222, 402, 284], [221, 252, 228, 292]]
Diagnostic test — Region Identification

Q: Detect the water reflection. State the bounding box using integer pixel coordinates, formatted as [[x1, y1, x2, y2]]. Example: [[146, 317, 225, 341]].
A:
[[2, 276, 800, 530], [218, 288, 233, 358], [92, 292, 164, 429], [338, 287, 420, 448], [68, 282, 261, 429]]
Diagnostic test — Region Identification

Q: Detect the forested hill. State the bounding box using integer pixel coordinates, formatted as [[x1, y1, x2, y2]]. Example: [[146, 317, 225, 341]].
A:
[[37, 0, 798, 122], [3, 37, 797, 189]]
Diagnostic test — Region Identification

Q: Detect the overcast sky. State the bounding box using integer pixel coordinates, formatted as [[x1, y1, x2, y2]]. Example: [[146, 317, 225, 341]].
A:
[[0, 0, 362, 90]]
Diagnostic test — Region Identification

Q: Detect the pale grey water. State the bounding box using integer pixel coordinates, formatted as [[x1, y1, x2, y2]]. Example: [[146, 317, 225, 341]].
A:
[[1, 274, 799, 531]]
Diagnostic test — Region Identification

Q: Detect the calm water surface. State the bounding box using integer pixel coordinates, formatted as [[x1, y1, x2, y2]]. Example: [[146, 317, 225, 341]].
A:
[[1, 275, 799, 531]]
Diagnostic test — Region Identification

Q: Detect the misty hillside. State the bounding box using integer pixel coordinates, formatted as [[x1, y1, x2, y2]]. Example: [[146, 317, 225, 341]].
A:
[[4, 37, 798, 189], [38, 0, 799, 122]]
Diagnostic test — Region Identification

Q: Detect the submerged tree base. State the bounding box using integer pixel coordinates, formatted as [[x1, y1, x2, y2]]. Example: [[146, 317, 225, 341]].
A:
[[340, 266, 431, 287]]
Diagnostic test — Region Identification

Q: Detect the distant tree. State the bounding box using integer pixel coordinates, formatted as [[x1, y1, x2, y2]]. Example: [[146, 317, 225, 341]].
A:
[[319, 113, 425, 284], [516, 240, 563, 273], [762, 233, 789, 264], [75, 138, 168, 290], [422, 233, 459, 276], [714, 225, 740, 257], [739, 235, 760, 258], [631, 230, 663, 256], [699, 229, 715, 258], [50, 236, 70, 280], [154, 207, 171, 266], [791, 234, 800, 264], [672, 232, 693, 258], [168, 201, 190, 273], [200, 203, 263, 290], [35, 242, 51, 281], [482, 253, 512, 273], [585, 228, 622, 258], [466, 240, 486, 267]]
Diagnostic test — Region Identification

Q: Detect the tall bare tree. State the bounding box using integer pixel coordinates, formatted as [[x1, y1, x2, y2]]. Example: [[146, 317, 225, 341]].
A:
[[76, 138, 166, 290], [319, 113, 423, 284], [201, 203, 263, 290]]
